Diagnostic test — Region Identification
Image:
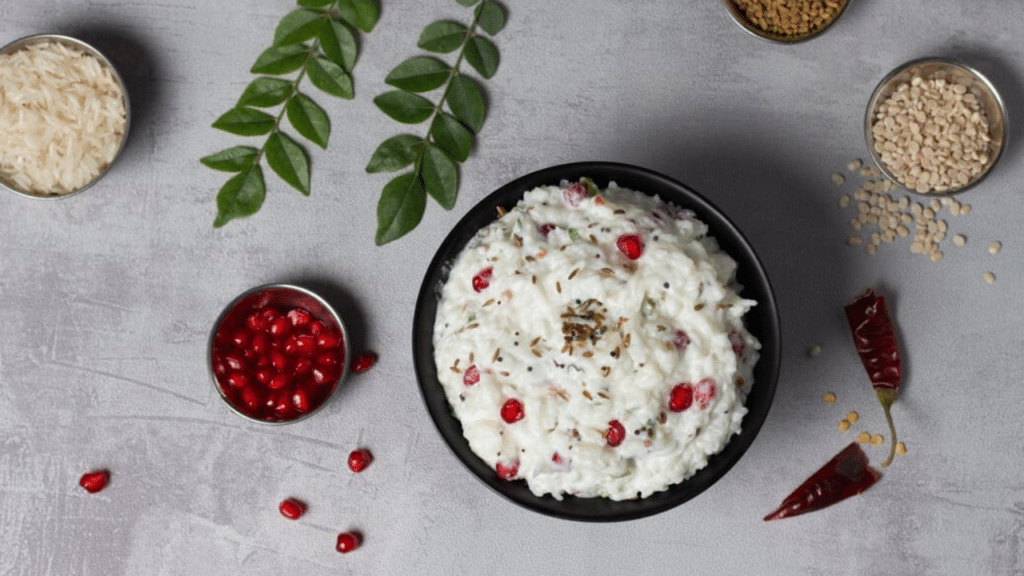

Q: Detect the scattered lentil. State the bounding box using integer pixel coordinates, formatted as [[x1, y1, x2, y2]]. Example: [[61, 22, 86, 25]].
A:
[[832, 173, 845, 185], [808, 344, 822, 357], [857, 432, 870, 444], [837, 419, 851, 432], [839, 194, 850, 208], [870, 434, 884, 446], [846, 410, 859, 423], [984, 271, 996, 284], [989, 241, 1002, 254], [961, 204, 972, 215], [894, 441, 907, 456], [953, 234, 966, 247], [822, 392, 836, 404], [847, 158, 863, 171]]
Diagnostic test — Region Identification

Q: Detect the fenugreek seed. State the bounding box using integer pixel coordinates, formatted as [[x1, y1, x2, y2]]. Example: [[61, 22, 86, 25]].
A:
[[468, 352, 474, 363], [839, 194, 851, 208], [601, 268, 614, 275], [989, 241, 1002, 254], [846, 411, 859, 423], [597, 391, 610, 399], [953, 234, 966, 247], [568, 268, 580, 280], [499, 371, 510, 377], [532, 275, 537, 284], [512, 234, 522, 247], [857, 432, 870, 444], [492, 348, 501, 362], [808, 345, 822, 357], [601, 366, 611, 377], [823, 392, 837, 404], [582, 350, 593, 358], [466, 323, 479, 330], [895, 442, 907, 456], [832, 173, 845, 185], [984, 271, 996, 284], [483, 298, 495, 307], [450, 366, 462, 374], [582, 390, 593, 400], [530, 336, 541, 347], [556, 281, 561, 294], [453, 358, 460, 368], [694, 303, 705, 310], [623, 333, 631, 347], [838, 419, 851, 432], [496, 206, 506, 217], [870, 434, 884, 446], [531, 349, 542, 358]]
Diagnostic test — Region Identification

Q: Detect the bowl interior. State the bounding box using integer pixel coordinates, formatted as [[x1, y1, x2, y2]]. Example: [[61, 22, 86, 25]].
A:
[[864, 58, 1007, 195], [209, 284, 351, 424], [0, 33, 131, 199], [412, 162, 781, 521]]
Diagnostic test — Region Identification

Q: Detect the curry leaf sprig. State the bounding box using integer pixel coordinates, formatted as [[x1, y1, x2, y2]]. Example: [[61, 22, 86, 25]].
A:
[[201, 0, 378, 228], [366, 0, 505, 245]]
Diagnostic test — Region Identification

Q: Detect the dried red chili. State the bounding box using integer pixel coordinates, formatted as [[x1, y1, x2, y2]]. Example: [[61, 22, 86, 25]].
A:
[[763, 442, 882, 521], [844, 288, 901, 467]]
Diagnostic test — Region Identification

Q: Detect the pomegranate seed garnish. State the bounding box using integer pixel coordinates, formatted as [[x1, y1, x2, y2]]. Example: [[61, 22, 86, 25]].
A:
[[694, 378, 717, 409], [287, 308, 311, 327], [616, 234, 644, 260], [668, 383, 694, 412], [462, 364, 480, 386], [279, 498, 306, 520], [729, 331, 745, 357], [348, 448, 373, 473], [606, 419, 626, 447], [316, 331, 341, 349], [336, 532, 361, 554], [562, 183, 589, 207], [350, 352, 377, 374], [551, 452, 571, 472], [268, 316, 291, 338], [538, 223, 557, 238], [500, 398, 524, 423], [79, 470, 109, 493], [496, 459, 519, 480], [672, 329, 691, 352], [472, 267, 493, 292]]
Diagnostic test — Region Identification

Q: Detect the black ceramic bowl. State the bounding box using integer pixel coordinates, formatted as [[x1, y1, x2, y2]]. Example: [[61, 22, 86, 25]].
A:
[[412, 162, 781, 521]]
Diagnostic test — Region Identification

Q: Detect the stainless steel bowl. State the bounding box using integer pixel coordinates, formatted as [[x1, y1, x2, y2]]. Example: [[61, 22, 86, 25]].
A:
[[721, 0, 849, 43], [208, 284, 351, 425], [0, 33, 131, 199], [864, 58, 1008, 196]]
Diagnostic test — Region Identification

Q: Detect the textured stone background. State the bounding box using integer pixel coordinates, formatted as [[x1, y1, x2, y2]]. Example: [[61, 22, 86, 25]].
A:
[[1, 1, 1022, 574]]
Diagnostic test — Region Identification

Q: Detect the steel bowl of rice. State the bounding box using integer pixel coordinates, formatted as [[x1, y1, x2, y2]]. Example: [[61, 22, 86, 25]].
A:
[[0, 34, 130, 199]]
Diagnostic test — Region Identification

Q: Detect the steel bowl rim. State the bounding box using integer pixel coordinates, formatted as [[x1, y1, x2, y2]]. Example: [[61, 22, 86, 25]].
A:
[[207, 283, 352, 425], [0, 33, 132, 200], [863, 56, 1009, 197]]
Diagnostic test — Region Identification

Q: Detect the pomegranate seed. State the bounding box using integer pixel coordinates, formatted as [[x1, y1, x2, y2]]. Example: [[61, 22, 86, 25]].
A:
[[224, 351, 245, 371], [250, 332, 270, 356], [562, 183, 589, 207], [79, 470, 109, 493], [462, 364, 480, 386], [226, 372, 250, 389], [292, 389, 310, 413], [241, 385, 264, 411], [271, 391, 294, 419], [278, 498, 306, 520], [472, 267, 493, 292], [309, 320, 326, 335], [336, 532, 361, 554], [316, 331, 341, 349], [348, 448, 372, 472], [212, 355, 227, 377], [294, 357, 312, 376], [672, 329, 690, 352], [551, 452, 571, 472], [260, 308, 280, 324], [268, 316, 291, 338], [500, 398, 524, 423], [694, 378, 717, 409], [231, 328, 251, 349], [538, 223, 557, 238], [255, 367, 274, 385], [287, 308, 311, 327], [350, 352, 376, 374], [315, 352, 339, 370], [729, 331, 745, 357], [311, 367, 333, 385], [616, 234, 644, 260], [285, 334, 316, 356], [606, 419, 626, 447], [268, 373, 291, 390], [213, 327, 232, 347], [270, 350, 289, 372], [245, 312, 267, 332], [496, 458, 519, 480], [668, 383, 694, 412]]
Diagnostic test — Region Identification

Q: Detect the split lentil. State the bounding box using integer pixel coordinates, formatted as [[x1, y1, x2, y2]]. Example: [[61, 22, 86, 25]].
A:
[[857, 432, 870, 444], [984, 271, 996, 284], [837, 419, 851, 432], [822, 392, 837, 404], [894, 441, 907, 456], [869, 433, 884, 446], [846, 410, 859, 423], [989, 241, 1002, 254]]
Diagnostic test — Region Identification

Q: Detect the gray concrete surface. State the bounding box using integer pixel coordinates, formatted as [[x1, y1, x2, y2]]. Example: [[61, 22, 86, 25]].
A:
[[2, 0, 1023, 574]]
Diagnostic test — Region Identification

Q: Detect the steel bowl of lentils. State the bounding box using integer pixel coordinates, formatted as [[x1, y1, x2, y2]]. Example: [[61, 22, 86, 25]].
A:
[[722, 0, 849, 43], [865, 57, 1008, 195]]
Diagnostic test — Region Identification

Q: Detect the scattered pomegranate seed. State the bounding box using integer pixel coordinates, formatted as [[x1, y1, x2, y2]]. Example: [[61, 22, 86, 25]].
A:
[[551, 452, 571, 472], [472, 267, 493, 292], [694, 378, 717, 409], [348, 449, 373, 473], [79, 470, 109, 493], [616, 234, 644, 260], [562, 183, 589, 207], [606, 420, 626, 447], [500, 398, 524, 423], [336, 532, 361, 553], [729, 331, 745, 357], [672, 329, 691, 352], [668, 383, 694, 412], [496, 458, 519, 480], [462, 364, 480, 386], [278, 498, 306, 520], [350, 352, 377, 374], [538, 223, 557, 238]]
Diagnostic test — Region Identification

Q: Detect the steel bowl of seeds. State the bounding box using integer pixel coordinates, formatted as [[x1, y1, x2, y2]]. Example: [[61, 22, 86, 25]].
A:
[[721, 0, 849, 43], [865, 58, 1008, 195]]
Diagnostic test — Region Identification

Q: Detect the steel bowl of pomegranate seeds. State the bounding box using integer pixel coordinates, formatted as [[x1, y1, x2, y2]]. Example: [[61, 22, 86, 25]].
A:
[[209, 284, 351, 424]]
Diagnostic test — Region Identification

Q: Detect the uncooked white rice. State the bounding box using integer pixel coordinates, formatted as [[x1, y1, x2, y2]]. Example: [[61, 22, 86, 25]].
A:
[[0, 40, 127, 196]]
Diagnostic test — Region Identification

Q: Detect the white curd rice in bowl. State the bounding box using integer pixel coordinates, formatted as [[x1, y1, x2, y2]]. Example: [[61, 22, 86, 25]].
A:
[[432, 179, 760, 501]]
